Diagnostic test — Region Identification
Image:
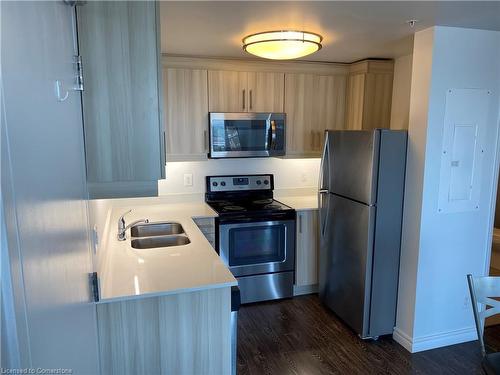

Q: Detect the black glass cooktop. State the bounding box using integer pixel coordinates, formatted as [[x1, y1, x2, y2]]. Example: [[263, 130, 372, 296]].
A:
[[207, 198, 293, 215]]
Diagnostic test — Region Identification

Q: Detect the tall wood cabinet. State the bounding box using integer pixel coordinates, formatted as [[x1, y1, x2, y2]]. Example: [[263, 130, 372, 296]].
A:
[[164, 68, 209, 161], [77, 1, 163, 198], [285, 73, 347, 157], [345, 60, 394, 130], [208, 70, 284, 112]]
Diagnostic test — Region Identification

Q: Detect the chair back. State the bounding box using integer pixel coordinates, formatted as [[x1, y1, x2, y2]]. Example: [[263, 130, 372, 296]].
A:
[[467, 274, 500, 356]]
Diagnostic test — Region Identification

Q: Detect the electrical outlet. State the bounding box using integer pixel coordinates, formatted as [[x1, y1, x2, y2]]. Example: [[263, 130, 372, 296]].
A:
[[183, 173, 193, 187]]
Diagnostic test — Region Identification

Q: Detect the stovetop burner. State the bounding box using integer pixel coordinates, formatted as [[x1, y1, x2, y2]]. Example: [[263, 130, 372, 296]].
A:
[[207, 198, 293, 215], [222, 204, 245, 211], [205, 174, 295, 216]]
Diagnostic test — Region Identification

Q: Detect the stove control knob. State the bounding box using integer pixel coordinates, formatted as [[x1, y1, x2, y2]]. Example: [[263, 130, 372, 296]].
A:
[[264, 180, 269, 185], [212, 182, 218, 187], [220, 181, 226, 186], [256, 180, 261, 185]]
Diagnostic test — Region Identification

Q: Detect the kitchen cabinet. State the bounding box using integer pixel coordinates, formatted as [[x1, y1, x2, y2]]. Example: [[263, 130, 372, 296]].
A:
[[208, 70, 247, 112], [208, 70, 284, 112], [97, 287, 231, 374], [163, 57, 392, 159], [77, 1, 164, 198], [346, 60, 394, 130], [295, 209, 319, 292], [285, 73, 347, 157], [164, 67, 209, 161], [247, 72, 285, 112]]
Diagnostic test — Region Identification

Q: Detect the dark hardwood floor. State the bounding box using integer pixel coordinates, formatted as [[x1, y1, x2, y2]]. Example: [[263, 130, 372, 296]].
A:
[[237, 294, 500, 375]]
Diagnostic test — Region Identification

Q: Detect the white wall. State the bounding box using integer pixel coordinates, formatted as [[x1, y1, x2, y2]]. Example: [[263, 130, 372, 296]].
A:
[[390, 54, 413, 130], [394, 26, 500, 353], [158, 158, 321, 195], [87, 158, 320, 264]]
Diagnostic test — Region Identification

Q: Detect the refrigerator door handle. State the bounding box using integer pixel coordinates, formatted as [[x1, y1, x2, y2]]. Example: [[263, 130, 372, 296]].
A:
[[318, 131, 330, 192], [319, 191, 330, 237]]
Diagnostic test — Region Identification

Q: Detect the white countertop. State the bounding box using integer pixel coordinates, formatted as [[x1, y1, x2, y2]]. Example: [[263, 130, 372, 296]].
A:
[[96, 192, 318, 303], [276, 194, 318, 211], [97, 202, 237, 303]]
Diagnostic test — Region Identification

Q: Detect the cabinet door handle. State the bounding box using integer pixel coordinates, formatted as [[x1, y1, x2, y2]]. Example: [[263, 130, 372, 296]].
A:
[[162, 130, 167, 170], [249, 89, 253, 111], [162, 130, 166, 154], [242, 89, 246, 110], [204, 130, 208, 152], [298, 214, 302, 234]]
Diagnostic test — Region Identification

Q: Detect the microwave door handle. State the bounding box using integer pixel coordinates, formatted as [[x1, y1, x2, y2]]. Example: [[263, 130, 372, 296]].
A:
[[265, 118, 271, 150], [270, 120, 277, 150]]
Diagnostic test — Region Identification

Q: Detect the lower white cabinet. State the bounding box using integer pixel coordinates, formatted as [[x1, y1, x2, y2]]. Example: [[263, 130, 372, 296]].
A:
[[295, 209, 319, 293]]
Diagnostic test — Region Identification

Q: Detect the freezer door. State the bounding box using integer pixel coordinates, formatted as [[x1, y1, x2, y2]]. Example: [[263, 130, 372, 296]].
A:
[[319, 194, 376, 337], [327, 130, 380, 205]]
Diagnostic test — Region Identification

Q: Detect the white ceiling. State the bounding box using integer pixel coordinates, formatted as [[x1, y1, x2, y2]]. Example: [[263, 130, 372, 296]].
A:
[[160, 1, 500, 63]]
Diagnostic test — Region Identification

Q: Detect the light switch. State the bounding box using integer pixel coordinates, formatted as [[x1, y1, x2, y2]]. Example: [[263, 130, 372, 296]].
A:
[[183, 173, 193, 187]]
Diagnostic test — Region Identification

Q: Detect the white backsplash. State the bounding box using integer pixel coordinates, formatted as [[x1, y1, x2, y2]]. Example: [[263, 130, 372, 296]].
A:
[[158, 158, 321, 195]]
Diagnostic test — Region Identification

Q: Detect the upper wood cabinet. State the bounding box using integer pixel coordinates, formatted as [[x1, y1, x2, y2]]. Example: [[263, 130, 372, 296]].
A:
[[162, 56, 392, 160], [247, 72, 284, 112], [77, 1, 163, 198], [164, 68, 209, 161], [208, 70, 247, 112], [285, 73, 347, 157], [345, 60, 394, 130], [208, 70, 284, 112]]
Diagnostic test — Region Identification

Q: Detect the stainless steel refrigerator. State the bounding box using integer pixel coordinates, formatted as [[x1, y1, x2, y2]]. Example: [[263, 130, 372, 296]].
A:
[[318, 129, 407, 339]]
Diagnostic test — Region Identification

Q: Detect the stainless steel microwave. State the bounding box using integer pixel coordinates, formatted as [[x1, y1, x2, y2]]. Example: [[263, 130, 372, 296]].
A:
[[209, 112, 285, 158]]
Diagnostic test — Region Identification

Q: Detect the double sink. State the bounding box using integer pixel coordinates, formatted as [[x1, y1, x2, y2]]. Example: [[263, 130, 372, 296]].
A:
[[130, 222, 191, 249]]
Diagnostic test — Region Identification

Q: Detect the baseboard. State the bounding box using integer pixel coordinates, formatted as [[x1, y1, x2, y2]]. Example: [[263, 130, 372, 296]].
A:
[[393, 326, 478, 353], [393, 327, 413, 352], [293, 284, 318, 296]]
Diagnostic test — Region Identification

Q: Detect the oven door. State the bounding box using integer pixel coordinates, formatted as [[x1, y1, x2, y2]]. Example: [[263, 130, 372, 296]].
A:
[[218, 219, 295, 277], [209, 112, 285, 158]]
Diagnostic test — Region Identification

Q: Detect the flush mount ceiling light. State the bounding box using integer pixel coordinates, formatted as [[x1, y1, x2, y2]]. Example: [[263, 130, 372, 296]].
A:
[[242, 30, 323, 60]]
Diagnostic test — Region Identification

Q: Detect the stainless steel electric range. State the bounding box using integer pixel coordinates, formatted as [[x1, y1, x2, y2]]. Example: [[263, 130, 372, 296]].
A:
[[205, 174, 296, 304]]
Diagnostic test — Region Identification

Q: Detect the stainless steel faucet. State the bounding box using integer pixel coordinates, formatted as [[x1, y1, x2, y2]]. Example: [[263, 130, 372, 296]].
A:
[[117, 210, 149, 241]]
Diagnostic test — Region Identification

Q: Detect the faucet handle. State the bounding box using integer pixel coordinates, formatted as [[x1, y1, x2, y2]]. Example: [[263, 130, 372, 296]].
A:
[[118, 209, 132, 226], [119, 209, 132, 221]]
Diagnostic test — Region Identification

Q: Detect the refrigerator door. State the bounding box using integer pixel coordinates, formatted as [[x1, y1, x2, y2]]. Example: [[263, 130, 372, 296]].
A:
[[327, 130, 380, 205], [319, 194, 376, 337]]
